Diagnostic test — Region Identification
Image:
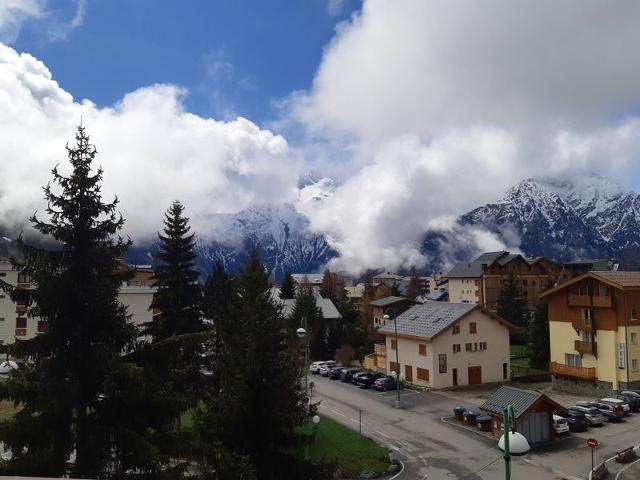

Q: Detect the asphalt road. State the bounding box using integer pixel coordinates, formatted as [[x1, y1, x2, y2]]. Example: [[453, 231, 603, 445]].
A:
[[311, 375, 640, 480]]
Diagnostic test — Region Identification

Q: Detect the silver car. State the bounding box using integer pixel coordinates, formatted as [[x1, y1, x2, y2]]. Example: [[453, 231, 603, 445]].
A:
[[568, 405, 605, 426]]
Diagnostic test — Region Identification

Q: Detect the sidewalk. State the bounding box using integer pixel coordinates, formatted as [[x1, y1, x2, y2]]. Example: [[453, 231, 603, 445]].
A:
[[617, 458, 640, 480]]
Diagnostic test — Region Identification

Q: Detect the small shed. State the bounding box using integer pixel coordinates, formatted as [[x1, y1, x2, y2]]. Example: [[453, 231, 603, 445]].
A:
[[480, 386, 567, 444]]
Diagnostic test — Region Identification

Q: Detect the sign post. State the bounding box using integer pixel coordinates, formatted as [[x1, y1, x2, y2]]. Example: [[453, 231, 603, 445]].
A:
[[587, 438, 598, 474]]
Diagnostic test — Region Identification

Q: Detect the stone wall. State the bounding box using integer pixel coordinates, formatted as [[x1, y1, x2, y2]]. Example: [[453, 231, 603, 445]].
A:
[[552, 376, 614, 397]]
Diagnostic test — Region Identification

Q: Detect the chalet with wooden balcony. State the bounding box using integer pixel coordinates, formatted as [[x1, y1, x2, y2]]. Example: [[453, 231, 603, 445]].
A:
[[541, 271, 640, 393]]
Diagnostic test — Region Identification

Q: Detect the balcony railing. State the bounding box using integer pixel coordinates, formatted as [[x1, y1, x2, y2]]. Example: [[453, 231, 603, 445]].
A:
[[592, 296, 612, 308], [568, 294, 591, 307], [550, 361, 596, 380], [572, 317, 594, 331], [575, 340, 597, 356], [374, 343, 387, 356]]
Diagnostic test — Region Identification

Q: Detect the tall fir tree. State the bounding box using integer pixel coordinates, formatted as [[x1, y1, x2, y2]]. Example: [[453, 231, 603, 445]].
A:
[[147, 201, 202, 340], [0, 126, 136, 477], [528, 300, 550, 370], [199, 247, 325, 479], [290, 286, 326, 360], [279, 271, 295, 299], [496, 272, 527, 343], [405, 266, 421, 300]]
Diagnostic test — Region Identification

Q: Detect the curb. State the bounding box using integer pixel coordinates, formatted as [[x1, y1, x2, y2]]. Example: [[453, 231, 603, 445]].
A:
[[440, 416, 496, 441], [589, 445, 640, 480]]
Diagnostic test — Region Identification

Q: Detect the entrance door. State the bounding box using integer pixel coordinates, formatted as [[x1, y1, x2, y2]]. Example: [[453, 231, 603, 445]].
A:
[[405, 365, 413, 383], [452, 368, 458, 386], [468, 366, 482, 385]]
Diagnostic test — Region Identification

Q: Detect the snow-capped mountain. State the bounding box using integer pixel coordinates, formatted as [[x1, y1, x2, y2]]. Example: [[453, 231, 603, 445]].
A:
[[126, 178, 337, 281], [447, 174, 640, 262]]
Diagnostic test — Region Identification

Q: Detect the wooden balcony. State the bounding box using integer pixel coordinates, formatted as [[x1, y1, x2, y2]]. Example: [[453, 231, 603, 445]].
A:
[[550, 361, 596, 380], [592, 296, 612, 308], [568, 294, 591, 307], [572, 317, 594, 331], [575, 340, 597, 356], [374, 343, 387, 356]]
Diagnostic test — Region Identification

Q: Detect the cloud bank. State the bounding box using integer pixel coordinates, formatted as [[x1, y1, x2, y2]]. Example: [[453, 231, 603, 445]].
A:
[[285, 0, 640, 273], [0, 43, 300, 243]]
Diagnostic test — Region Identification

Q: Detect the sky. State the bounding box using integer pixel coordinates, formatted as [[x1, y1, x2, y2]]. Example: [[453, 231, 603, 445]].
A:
[[2, 0, 640, 273]]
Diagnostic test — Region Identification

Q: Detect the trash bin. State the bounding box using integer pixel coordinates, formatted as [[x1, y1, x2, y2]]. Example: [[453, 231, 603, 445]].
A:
[[463, 410, 480, 426], [453, 406, 466, 421], [476, 415, 491, 432]]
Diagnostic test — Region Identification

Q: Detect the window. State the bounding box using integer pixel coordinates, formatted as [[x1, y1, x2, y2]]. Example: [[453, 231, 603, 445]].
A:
[[523, 289, 528, 297], [632, 333, 638, 344], [583, 309, 592, 320], [582, 331, 593, 342], [465, 343, 472, 352], [565, 353, 583, 367], [532, 280, 536, 287], [37, 321, 48, 334], [633, 359, 639, 371], [470, 322, 477, 334], [15, 317, 27, 329], [578, 286, 584, 295], [480, 342, 487, 351], [417, 368, 429, 381], [452, 325, 460, 335], [438, 354, 447, 373], [503, 363, 508, 380], [522, 279, 528, 287], [0, 294, 5, 299], [17, 272, 32, 283], [453, 344, 461, 353], [632, 309, 638, 320], [598, 284, 608, 296], [390, 339, 397, 350], [0, 272, 5, 277], [474, 342, 478, 351], [418, 344, 427, 356], [389, 361, 400, 373], [0, 317, 4, 322]]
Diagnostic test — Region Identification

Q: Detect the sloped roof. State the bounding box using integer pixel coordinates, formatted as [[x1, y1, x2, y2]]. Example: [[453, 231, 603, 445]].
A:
[[425, 290, 448, 301], [377, 302, 476, 339], [446, 251, 510, 278], [370, 296, 408, 307], [290, 274, 324, 284], [345, 286, 364, 298], [373, 271, 404, 280], [480, 386, 566, 418], [540, 270, 640, 298], [270, 288, 342, 320]]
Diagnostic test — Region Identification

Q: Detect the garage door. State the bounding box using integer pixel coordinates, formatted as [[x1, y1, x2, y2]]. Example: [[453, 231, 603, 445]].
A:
[[519, 411, 550, 444]]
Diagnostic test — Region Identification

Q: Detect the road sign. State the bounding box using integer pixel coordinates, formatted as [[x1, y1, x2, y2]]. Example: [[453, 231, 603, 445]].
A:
[[587, 438, 598, 448]]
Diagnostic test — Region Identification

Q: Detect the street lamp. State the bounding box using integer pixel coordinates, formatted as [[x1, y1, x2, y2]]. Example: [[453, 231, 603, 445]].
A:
[[383, 309, 401, 409], [297, 320, 312, 460], [498, 405, 530, 480]]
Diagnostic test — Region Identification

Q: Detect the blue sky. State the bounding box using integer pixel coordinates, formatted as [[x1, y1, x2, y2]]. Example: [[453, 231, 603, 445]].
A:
[[13, 0, 359, 123]]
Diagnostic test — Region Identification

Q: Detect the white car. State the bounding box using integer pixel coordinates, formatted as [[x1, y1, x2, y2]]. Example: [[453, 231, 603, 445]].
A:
[[310, 361, 327, 374], [0, 360, 18, 375], [552, 414, 570, 434]]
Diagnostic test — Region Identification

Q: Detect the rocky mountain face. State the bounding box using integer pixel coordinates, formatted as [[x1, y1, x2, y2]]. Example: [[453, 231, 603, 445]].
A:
[[443, 174, 640, 263]]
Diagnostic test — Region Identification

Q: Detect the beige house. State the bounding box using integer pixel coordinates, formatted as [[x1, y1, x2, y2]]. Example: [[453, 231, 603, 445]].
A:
[[0, 258, 156, 344], [377, 302, 513, 389]]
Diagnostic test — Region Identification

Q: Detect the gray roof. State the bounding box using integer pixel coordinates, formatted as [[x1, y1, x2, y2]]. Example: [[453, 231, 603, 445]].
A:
[[369, 296, 408, 307], [378, 302, 476, 339], [425, 290, 448, 301], [269, 288, 342, 320], [480, 386, 542, 418], [446, 251, 529, 278]]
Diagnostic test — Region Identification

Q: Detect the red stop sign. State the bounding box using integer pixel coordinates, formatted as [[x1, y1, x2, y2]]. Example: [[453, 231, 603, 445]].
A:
[[587, 438, 598, 448]]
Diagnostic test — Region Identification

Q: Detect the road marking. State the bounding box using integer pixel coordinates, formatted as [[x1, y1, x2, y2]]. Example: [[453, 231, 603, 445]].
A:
[[389, 460, 405, 479], [319, 405, 327, 409], [375, 429, 390, 438], [331, 409, 345, 417]]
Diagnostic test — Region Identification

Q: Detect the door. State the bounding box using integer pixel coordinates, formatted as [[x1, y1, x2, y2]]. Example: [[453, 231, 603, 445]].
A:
[[468, 366, 482, 385], [405, 365, 413, 383], [519, 411, 550, 443], [452, 368, 458, 386]]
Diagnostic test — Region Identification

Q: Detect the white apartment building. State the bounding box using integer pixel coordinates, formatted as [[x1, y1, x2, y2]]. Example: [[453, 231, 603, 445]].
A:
[[0, 258, 156, 344]]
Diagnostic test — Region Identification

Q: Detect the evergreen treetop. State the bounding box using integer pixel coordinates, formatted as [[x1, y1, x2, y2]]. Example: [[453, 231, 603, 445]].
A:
[[279, 271, 296, 299]]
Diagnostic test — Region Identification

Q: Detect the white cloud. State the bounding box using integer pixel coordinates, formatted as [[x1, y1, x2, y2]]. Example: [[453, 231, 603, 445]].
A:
[[0, 0, 44, 44], [0, 43, 300, 244], [47, 0, 87, 41], [282, 0, 640, 273]]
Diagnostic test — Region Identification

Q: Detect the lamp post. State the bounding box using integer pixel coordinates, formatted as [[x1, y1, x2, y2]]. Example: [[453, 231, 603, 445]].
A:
[[296, 319, 311, 460], [498, 405, 530, 480], [383, 309, 401, 408]]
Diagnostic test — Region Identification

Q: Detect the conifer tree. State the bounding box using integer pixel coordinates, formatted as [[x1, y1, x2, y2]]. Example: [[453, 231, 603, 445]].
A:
[[0, 126, 136, 477], [279, 271, 295, 299], [405, 266, 421, 300], [201, 247, 324, 479], [147, 201, 202, 340], [528, 300, 550, 370], [290, 286, 326, 360], [496, 272, 527, 343]]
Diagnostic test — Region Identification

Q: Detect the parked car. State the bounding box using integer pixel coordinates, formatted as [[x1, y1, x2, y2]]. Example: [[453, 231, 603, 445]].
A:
[[340, 368, 361, 383], [310, 361, 329, 374], [614, 393, 640, 412], [568, 406, 606, 426], [579, 401, 624, 422], [373, 376, 404, 391], [557, 410, 588, 432], [328, 366, 346, 380], [356, 372, 384, 389], [319, 362, 339, 376], [600, 397, 631, 415], [352, 371, 371, 385], [552, 414, 570, 434]]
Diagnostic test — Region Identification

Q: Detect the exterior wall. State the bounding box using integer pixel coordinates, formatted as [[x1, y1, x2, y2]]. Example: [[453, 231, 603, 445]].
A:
[[448, 278, 480, 304], [430, 309, 510, 388], [372, 299, 415, 328], [383, 308, 510, 389], [119, 287, 155, 329]]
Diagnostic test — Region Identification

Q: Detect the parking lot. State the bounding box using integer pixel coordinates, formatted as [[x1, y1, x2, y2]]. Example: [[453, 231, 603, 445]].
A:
[[310, 371, 640, 479]]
